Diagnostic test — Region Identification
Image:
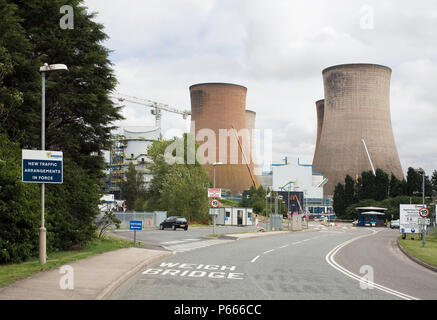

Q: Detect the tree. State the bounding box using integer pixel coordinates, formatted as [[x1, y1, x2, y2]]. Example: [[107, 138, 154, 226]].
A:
[[96, 211, 121, 239], [0, 0, 40, 144], [389, 173, 402, 198], [406, 167, 422, 196], [0, 0, 123, 255], [361, 171, 376, 199], [119, 162, 147, 211], [374, 168, 389, 201], [0, 134, 40, 263], [6, 1, 123, 172], [431, 170, 437, 196], [146, 134, 211, 223], [333, 183, 346, 218], [241, 185, 267, 214], [425, 174, 433, 198], [344, 175, 356, 207], [159, 164, 210, 223]]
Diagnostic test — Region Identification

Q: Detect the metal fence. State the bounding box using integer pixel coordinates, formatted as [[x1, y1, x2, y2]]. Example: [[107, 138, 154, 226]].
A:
[[111, 211, 167, 228], [269, 214, 283, 231]]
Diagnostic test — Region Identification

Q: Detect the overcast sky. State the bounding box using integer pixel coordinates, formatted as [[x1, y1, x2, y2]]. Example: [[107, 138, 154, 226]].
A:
[[84, 0, 437, 176]]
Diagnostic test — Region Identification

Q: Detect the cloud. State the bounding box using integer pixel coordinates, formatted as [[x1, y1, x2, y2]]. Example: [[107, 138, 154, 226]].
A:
[[85, 0, 437, 175]]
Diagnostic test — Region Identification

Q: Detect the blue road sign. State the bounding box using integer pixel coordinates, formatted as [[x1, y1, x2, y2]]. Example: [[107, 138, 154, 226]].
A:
[[129, 220, 143, 231], [22, 150, 63, 184]]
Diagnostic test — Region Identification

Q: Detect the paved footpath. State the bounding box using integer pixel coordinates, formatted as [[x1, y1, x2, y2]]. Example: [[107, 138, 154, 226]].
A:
[[0, 247, 171, 300]]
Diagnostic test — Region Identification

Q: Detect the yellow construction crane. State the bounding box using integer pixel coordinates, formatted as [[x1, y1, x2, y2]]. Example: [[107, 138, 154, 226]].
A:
[[231, 125, 257, 189], [110, 92, 191, 130]]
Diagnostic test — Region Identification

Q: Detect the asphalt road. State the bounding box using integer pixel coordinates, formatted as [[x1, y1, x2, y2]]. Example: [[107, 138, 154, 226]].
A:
[[109, 225, 263, 249], [334, 228, 437, 300], [109, 225, 436, 300]]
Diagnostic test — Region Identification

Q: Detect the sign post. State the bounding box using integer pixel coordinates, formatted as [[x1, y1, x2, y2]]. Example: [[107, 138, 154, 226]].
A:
[[419, 208, 429, 247], [129, 220, 143, 244], [210, 199, 220, 236], [22, 149, 63, 264]]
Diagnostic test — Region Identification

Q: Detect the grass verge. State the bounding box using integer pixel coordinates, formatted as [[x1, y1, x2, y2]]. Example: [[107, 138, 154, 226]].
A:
[[398, 235, 437, 267], [0, 235, 135, 288]]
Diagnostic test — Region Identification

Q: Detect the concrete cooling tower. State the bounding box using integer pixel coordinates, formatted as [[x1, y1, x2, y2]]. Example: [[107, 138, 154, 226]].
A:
[[312, 63, 404, 198], [245, 110, 261, 176], [190, 83, 256, 194], [312, 99, 324, 166]]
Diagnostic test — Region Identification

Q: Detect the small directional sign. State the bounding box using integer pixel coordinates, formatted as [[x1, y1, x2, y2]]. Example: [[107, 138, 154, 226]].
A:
[[129, 220, 143, 230]]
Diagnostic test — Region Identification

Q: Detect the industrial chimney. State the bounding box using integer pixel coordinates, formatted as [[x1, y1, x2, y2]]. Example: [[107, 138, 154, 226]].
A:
[[312, 64, 404, 198], [190, 83, 256, 194]]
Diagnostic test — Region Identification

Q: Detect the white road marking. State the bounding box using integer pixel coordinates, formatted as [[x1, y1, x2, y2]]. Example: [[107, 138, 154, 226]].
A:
[[292, 241, 302, 244], [251, 255, 260, 263], [263, 249, 275, 254], [161, 240, 186, 245], [325, 230, 419, 301], [279, 245, 289, 249], [162, 239, 234, 253]]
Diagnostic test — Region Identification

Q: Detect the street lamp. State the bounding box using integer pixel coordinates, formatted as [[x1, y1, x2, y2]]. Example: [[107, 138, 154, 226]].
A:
[[212, 162, 223, 188], [39, 63, 68, 264], [211, 162, 223, 236]]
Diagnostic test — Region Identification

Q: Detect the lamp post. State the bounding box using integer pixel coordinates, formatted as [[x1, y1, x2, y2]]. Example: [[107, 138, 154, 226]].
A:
[[39, 63, 68, 264], [420, 169, 426, 247], [212, 162, 223, 188], [212, 162, 223, 235]]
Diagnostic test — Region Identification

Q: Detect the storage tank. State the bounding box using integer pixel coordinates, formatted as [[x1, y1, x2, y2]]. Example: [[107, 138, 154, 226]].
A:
[[312, 64, 404, 198], [190, 83, 256, 194]]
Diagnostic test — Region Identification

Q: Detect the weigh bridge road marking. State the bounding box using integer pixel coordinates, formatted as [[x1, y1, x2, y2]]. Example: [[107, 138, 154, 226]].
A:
[[325, 230, 419, 301]]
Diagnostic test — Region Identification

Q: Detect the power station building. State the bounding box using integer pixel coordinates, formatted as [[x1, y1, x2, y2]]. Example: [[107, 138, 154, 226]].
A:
[[107, 126, 160, 197], [190, 83, 258, 194], [312, 63, 404, 198]]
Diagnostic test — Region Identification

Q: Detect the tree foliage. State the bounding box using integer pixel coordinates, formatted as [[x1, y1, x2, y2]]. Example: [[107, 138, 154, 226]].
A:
[[146, 134, 211, 223], [240, 185, 267, 214], [119, 162, 147, 210], [0, 134, 40, 263], [333, 183, 346, 218], [0, 0, 122, 262], [333, 167, 435, 219]]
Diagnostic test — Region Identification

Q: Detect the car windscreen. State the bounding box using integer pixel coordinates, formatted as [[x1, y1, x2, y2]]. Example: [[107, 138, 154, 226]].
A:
[[176, 218, 187, 222]]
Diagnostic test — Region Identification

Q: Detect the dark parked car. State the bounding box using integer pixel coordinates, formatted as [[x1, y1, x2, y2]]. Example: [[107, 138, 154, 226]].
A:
[[160, 216, 188, 231]]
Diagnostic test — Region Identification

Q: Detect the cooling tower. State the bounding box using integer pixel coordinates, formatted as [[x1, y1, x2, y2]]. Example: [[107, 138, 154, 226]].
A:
[[312, 99, 324, 166], [312, 63, 404, 198], [190, 83, 256, 194], [245, 110, 261, 177]]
